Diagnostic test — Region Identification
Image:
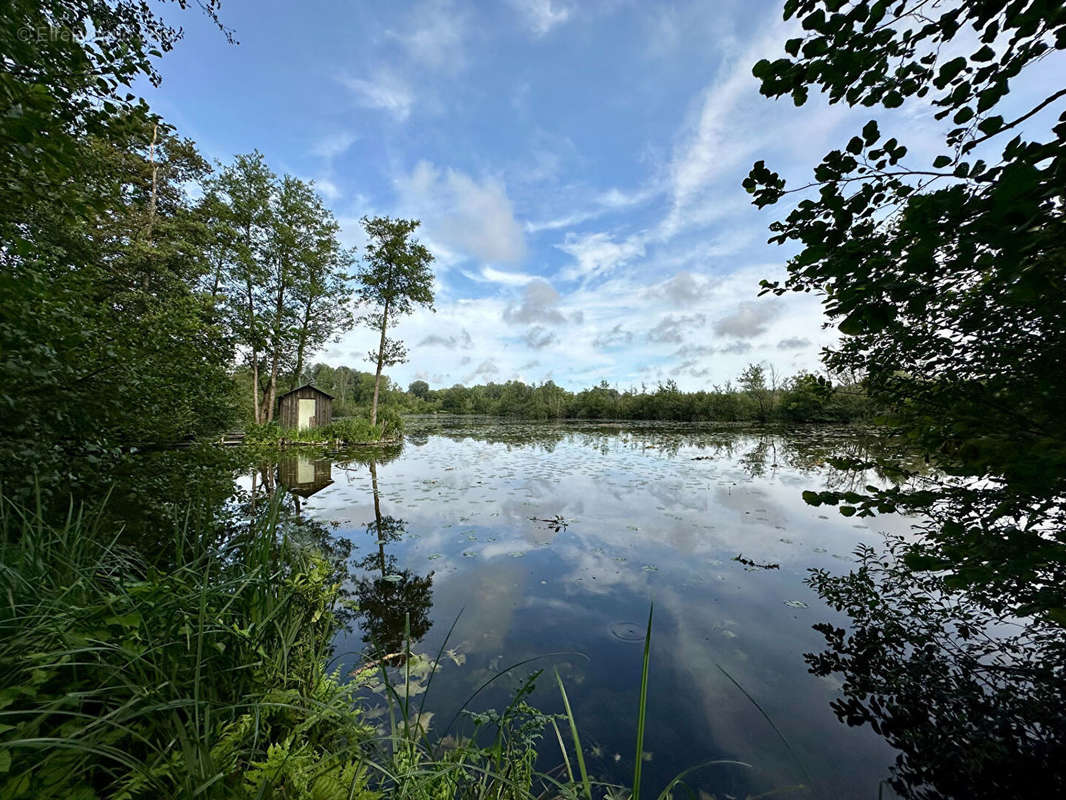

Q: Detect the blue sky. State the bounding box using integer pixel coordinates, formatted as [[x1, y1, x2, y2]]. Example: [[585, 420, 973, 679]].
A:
[[142, 0, 1064, 391]]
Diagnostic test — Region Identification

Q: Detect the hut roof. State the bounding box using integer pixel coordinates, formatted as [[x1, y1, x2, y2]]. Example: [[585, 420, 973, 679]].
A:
[[277, 383, 335, 400]]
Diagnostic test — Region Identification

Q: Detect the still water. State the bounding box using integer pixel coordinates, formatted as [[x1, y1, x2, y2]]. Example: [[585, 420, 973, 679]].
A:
[[265, 419, 914, 798]]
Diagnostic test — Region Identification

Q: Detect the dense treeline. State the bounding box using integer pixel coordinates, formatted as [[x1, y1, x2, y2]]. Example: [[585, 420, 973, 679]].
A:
[[423, 368, 869, 422], [295, 361, 872, 423]]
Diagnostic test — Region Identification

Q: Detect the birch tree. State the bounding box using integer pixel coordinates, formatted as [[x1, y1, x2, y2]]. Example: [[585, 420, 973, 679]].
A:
[[355, 217, 435, 427]]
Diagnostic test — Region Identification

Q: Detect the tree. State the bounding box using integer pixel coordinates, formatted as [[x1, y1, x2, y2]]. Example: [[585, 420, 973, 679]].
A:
[[205, 153, 274, 423], [207, 157, 353, 422], [738, 363, 772, 421], [0, 2, 235, 502], [355, 217, 435, 427], [744, 0, 1066, 616], [408, 380, 430, 400]]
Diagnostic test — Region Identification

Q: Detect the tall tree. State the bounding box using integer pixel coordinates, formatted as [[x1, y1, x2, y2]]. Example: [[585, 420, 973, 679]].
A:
[[206, 153, 274, 423], [355, 217, 435, 427], [288, 191, 356, 393], [207, 159, 353, 422]]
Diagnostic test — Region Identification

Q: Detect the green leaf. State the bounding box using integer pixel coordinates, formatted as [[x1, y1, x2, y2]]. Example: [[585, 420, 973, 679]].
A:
[[862, 120, 879, 144], [936, 57, 967, 87], [933, 155, 952, 168], [838, 310, 866, 335], [977, 115, 1003, 135]]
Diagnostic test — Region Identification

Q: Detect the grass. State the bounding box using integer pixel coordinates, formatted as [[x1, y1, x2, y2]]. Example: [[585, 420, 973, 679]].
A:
[[1, 492, 806, 800], [244, 408, 404, 446]]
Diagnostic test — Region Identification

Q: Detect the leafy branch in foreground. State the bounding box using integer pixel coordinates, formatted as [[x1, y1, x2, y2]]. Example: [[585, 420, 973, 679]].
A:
[[745, 0, 1066, 617]]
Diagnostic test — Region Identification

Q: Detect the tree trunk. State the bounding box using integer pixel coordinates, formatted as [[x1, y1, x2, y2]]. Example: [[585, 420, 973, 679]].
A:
[[263, 262, 287, 422], [370, 460, 386, 574], [246, 276, 261, 424], [292, 298, 313, 390], [145, 121, 158, 243], [251, 355, 261, 424], [370, 301, 389, 427]]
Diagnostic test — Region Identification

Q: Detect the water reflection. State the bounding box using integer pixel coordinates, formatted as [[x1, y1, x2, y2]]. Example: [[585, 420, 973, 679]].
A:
[[352, 459, 434, 664], [248, 420, 1064, 797], [807, 538, 1066, 799], [277, 453, 334, 498]]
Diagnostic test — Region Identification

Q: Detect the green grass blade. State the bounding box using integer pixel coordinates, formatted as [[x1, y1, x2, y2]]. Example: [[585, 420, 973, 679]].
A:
[[633, 603, 653, 800], [550, 718, 574, 785], [554, 669, 591, 800]]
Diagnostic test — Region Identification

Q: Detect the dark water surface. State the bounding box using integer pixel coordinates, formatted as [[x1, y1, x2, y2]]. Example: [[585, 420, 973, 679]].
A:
[[263, 419, 914, 798]]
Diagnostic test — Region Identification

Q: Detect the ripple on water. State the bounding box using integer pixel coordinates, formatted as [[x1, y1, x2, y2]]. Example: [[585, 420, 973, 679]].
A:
[[609, 621, 646, 642]]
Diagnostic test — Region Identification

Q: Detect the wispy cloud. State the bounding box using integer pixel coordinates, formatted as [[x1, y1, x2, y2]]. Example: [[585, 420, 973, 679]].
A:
[[556, 231, 646, 282], [509, 0, 573, 36], [387, 0, 469, 74], [472, 266, 537, 286], [310, 131, 357, 159], [339, 71, 414, 121]]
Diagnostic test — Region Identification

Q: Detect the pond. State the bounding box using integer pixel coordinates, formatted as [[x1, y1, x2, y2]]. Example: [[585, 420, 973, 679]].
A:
[[256, 419, 917, 798]]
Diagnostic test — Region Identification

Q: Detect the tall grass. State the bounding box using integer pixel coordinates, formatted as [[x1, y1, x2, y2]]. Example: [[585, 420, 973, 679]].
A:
[[0, 495, 374, 799]]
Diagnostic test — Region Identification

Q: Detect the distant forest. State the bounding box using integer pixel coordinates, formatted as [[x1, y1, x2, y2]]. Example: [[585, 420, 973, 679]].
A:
[[281, 361, 871, 423]]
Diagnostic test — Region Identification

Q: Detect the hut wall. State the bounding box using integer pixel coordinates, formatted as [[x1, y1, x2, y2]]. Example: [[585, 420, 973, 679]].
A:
[[277, 387, 333, 430]]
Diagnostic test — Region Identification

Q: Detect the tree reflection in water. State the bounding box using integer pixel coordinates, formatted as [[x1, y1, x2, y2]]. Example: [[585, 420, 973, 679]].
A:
[[352, 459, 433, 664], [806, 529, 1066, 797]]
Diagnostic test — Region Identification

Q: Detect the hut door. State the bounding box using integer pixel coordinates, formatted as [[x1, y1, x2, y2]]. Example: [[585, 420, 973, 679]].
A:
[[298, 398, 315, 430]]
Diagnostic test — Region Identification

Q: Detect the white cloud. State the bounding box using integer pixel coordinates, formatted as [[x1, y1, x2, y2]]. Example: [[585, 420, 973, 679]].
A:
[[311, 131, 357, 159], [509, 0, 573, 36], [478, 266, 537, 286], [340, 71, 414, 121], [646, 271, 715, 308], [713, 300, 780, 339], [314, 178, 341, 201], [397, 161, 526, 264], [647, 313, 707, 344], [524, 326, 558, 349], [503, 278, 567, 325], [556, 231, 646, 282], [387, 0, 468, 74]]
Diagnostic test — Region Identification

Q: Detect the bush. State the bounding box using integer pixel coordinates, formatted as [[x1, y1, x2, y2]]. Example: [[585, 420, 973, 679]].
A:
[[243, 410, 404, 445]]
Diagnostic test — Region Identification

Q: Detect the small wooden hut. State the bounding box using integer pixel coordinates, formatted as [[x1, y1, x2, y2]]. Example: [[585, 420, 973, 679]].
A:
[[277, 384, 333, 430]]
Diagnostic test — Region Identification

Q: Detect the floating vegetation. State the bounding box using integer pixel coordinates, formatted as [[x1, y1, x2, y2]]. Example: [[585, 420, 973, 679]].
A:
[[529, 514, 570, 532], [734, 554, 780, 570], [784, 600, 809, 608]]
